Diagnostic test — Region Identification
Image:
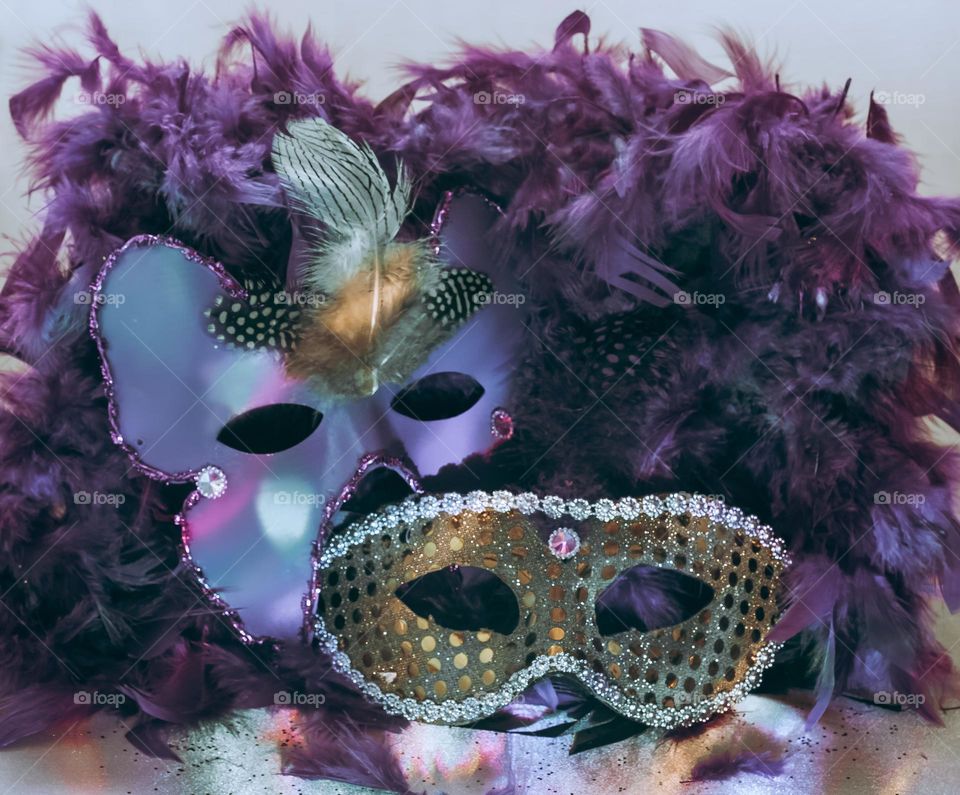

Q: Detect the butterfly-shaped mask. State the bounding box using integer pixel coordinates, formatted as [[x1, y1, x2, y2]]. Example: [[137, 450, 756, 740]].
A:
[[90, 189, 525, 641]]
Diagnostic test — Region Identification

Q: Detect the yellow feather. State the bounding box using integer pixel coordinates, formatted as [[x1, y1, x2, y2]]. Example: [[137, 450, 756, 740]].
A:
[[286, 242, 424, 395]]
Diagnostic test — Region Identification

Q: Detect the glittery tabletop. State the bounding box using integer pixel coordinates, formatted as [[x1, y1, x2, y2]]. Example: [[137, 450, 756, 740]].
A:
[[4, 603, 960, 795]]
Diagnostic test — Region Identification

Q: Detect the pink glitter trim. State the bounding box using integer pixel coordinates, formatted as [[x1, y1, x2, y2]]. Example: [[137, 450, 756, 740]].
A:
[[428, 188, 505, 256], [88, 234, 247, 484], [301, 453, 423, 642]]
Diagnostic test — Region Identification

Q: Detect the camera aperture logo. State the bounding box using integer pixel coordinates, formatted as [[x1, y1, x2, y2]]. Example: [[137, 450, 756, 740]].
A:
[[274, 691, 326, 708]]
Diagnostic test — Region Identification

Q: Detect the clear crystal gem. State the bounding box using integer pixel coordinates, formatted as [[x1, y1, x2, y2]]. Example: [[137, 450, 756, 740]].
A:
[[195, 466, 227, 499]]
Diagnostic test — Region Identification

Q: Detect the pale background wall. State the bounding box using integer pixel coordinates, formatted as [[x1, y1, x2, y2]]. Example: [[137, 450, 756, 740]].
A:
[[0, 0, 958, 245]]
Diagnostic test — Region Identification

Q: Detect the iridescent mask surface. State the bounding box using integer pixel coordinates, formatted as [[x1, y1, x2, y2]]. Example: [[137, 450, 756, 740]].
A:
[[90, 191, 524, 641], [314, 492, 789, 728]]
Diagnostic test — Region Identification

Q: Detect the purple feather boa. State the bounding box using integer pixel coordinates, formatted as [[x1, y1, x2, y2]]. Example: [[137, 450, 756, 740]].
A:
[[3, 9, 960, 790]]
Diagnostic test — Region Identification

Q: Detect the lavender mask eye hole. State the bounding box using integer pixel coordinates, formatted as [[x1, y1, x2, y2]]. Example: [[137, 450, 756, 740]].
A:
[[216, 403, 323, 454], [391, 372, 485, 421], [595, 565, 715, 636], [395, 566, 520, 634]]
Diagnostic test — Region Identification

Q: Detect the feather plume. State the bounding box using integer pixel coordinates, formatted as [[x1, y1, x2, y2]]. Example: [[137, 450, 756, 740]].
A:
[[286, 242, 429, 395], [271, 118, 491, 397], [271, 117, 411, 295]]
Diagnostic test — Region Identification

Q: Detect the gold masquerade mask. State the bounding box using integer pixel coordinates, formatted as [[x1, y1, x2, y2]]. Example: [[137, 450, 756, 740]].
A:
[[313, 492, 789, 728]]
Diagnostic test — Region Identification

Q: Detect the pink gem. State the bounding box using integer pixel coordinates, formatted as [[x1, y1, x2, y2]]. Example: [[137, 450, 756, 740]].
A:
[[490, 408, 514, 441], [548, 527, 580, 560]]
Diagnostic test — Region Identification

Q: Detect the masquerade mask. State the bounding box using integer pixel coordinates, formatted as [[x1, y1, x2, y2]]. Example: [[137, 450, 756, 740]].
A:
[[90, 186, 525, 641], [314, 492, 789, 728]]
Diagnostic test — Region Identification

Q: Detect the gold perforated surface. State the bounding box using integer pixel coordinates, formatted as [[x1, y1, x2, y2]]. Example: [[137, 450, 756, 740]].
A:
[[317, 502, 785, 723]]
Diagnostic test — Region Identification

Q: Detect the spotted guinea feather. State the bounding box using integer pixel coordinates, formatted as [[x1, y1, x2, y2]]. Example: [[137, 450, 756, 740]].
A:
[[203, 277, 301, 353]]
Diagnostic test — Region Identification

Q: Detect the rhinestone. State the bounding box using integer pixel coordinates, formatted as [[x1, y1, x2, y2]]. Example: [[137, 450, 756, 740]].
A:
[[641, 496, 662, 517], [419, 495, 441, 518], [617, 497, 640, 519], [440, 493, 464, 514], [541, 495, 565, 518], [515, 493, 540, 513], [195, 466, 227, 499], [548, 527, 581, 560], [490, 407, 514, 440], [566, 498, 591, 520], [491, 490, 515, 511], [465, 491, 489, 511], [594, 498, 616, 521]]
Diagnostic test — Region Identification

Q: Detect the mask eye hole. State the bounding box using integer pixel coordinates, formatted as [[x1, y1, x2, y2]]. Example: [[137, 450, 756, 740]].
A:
[[594, 565, 714, 636], [395, 566, 519, 634], [217, 403, 322, 454], [391, 372, 484, 421]]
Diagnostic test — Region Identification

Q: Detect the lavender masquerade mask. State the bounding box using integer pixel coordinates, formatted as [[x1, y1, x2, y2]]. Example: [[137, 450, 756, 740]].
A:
[[91, 191, 522, 641]]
